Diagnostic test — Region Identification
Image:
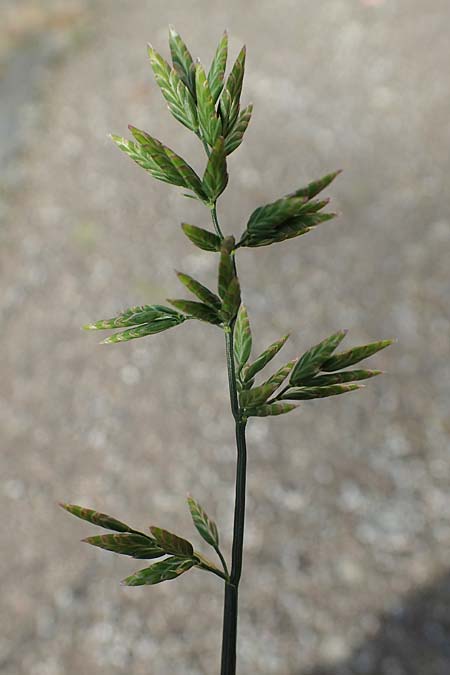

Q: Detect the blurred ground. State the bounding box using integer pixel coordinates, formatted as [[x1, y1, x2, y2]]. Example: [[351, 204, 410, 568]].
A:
[[1, 1, 450, 674]]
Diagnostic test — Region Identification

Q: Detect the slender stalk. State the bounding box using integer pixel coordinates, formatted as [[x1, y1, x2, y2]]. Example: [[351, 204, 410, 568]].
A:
[[230, 418, 247, 589], [215, 546, 230, 580], [211, 203, 224, 239], [196, 559, 228, 582], [221, 582, 238, 674], [207, 149, 245, 675], [220, 326, 248, 675]]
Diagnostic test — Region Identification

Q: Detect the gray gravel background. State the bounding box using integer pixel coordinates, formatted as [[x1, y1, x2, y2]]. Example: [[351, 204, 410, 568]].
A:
[[1, 1, 450, 674]]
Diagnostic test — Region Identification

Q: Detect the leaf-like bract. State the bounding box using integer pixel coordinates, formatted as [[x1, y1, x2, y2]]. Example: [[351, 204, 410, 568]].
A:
[[220, 276, 241, 323], [167, 299, 221, 325], [239, 191, 337, 248], [202, 136, 228, 203], [286, 170, 342, 201], [168, 26, 196, 97], [147, 44, 197, 132], [196, 63, 222, 147], [238, 169, 341, 249], [242, 334, 289, 382], [83, 533, 164, 559], [84, 305, 181, 331], [322, 340, 394, 372], [101, 316, 186, 344], [150, 527, 194, 557], [219, 46, 246, 135], [247, 402, 298, 417], [300, 369, 381, 387], [290, 330, 347, 384], [122, 557, 195, 586], [281, 383, 362, 400], [181, 223, 222, 251], [208, 31, 228, 103], [234, 305, 252, 371], [246, 197, 309, 234], [240, 381, 280, 408], [59, 503, 133, 533], [224, 104, 253, 155], [112, 128, 206, 200], [262, 359, 297, 389], [218, 249, 235, 300], [176, 272, 221, 310], [187, 496, 219, 548]]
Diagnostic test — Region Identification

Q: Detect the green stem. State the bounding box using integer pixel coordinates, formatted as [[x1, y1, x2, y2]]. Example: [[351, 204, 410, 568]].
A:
[[204, 145, 244, 675], [230, 417, 247, 589], [225, 327, 240, 420], [221, 327, 248, 675], [216, 546, 230, 580], [197, 561, 228, 582], [221, 582, 238, 674], [211, 203, 224, 239]]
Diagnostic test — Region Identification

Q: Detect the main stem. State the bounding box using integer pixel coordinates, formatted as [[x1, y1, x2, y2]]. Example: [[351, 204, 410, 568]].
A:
[[220, 326, 248, 675], [209, 195, 246, 674]]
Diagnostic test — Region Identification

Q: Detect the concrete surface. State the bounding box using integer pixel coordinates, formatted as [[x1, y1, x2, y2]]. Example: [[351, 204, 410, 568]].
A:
[[1, 1, 450, 673]]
